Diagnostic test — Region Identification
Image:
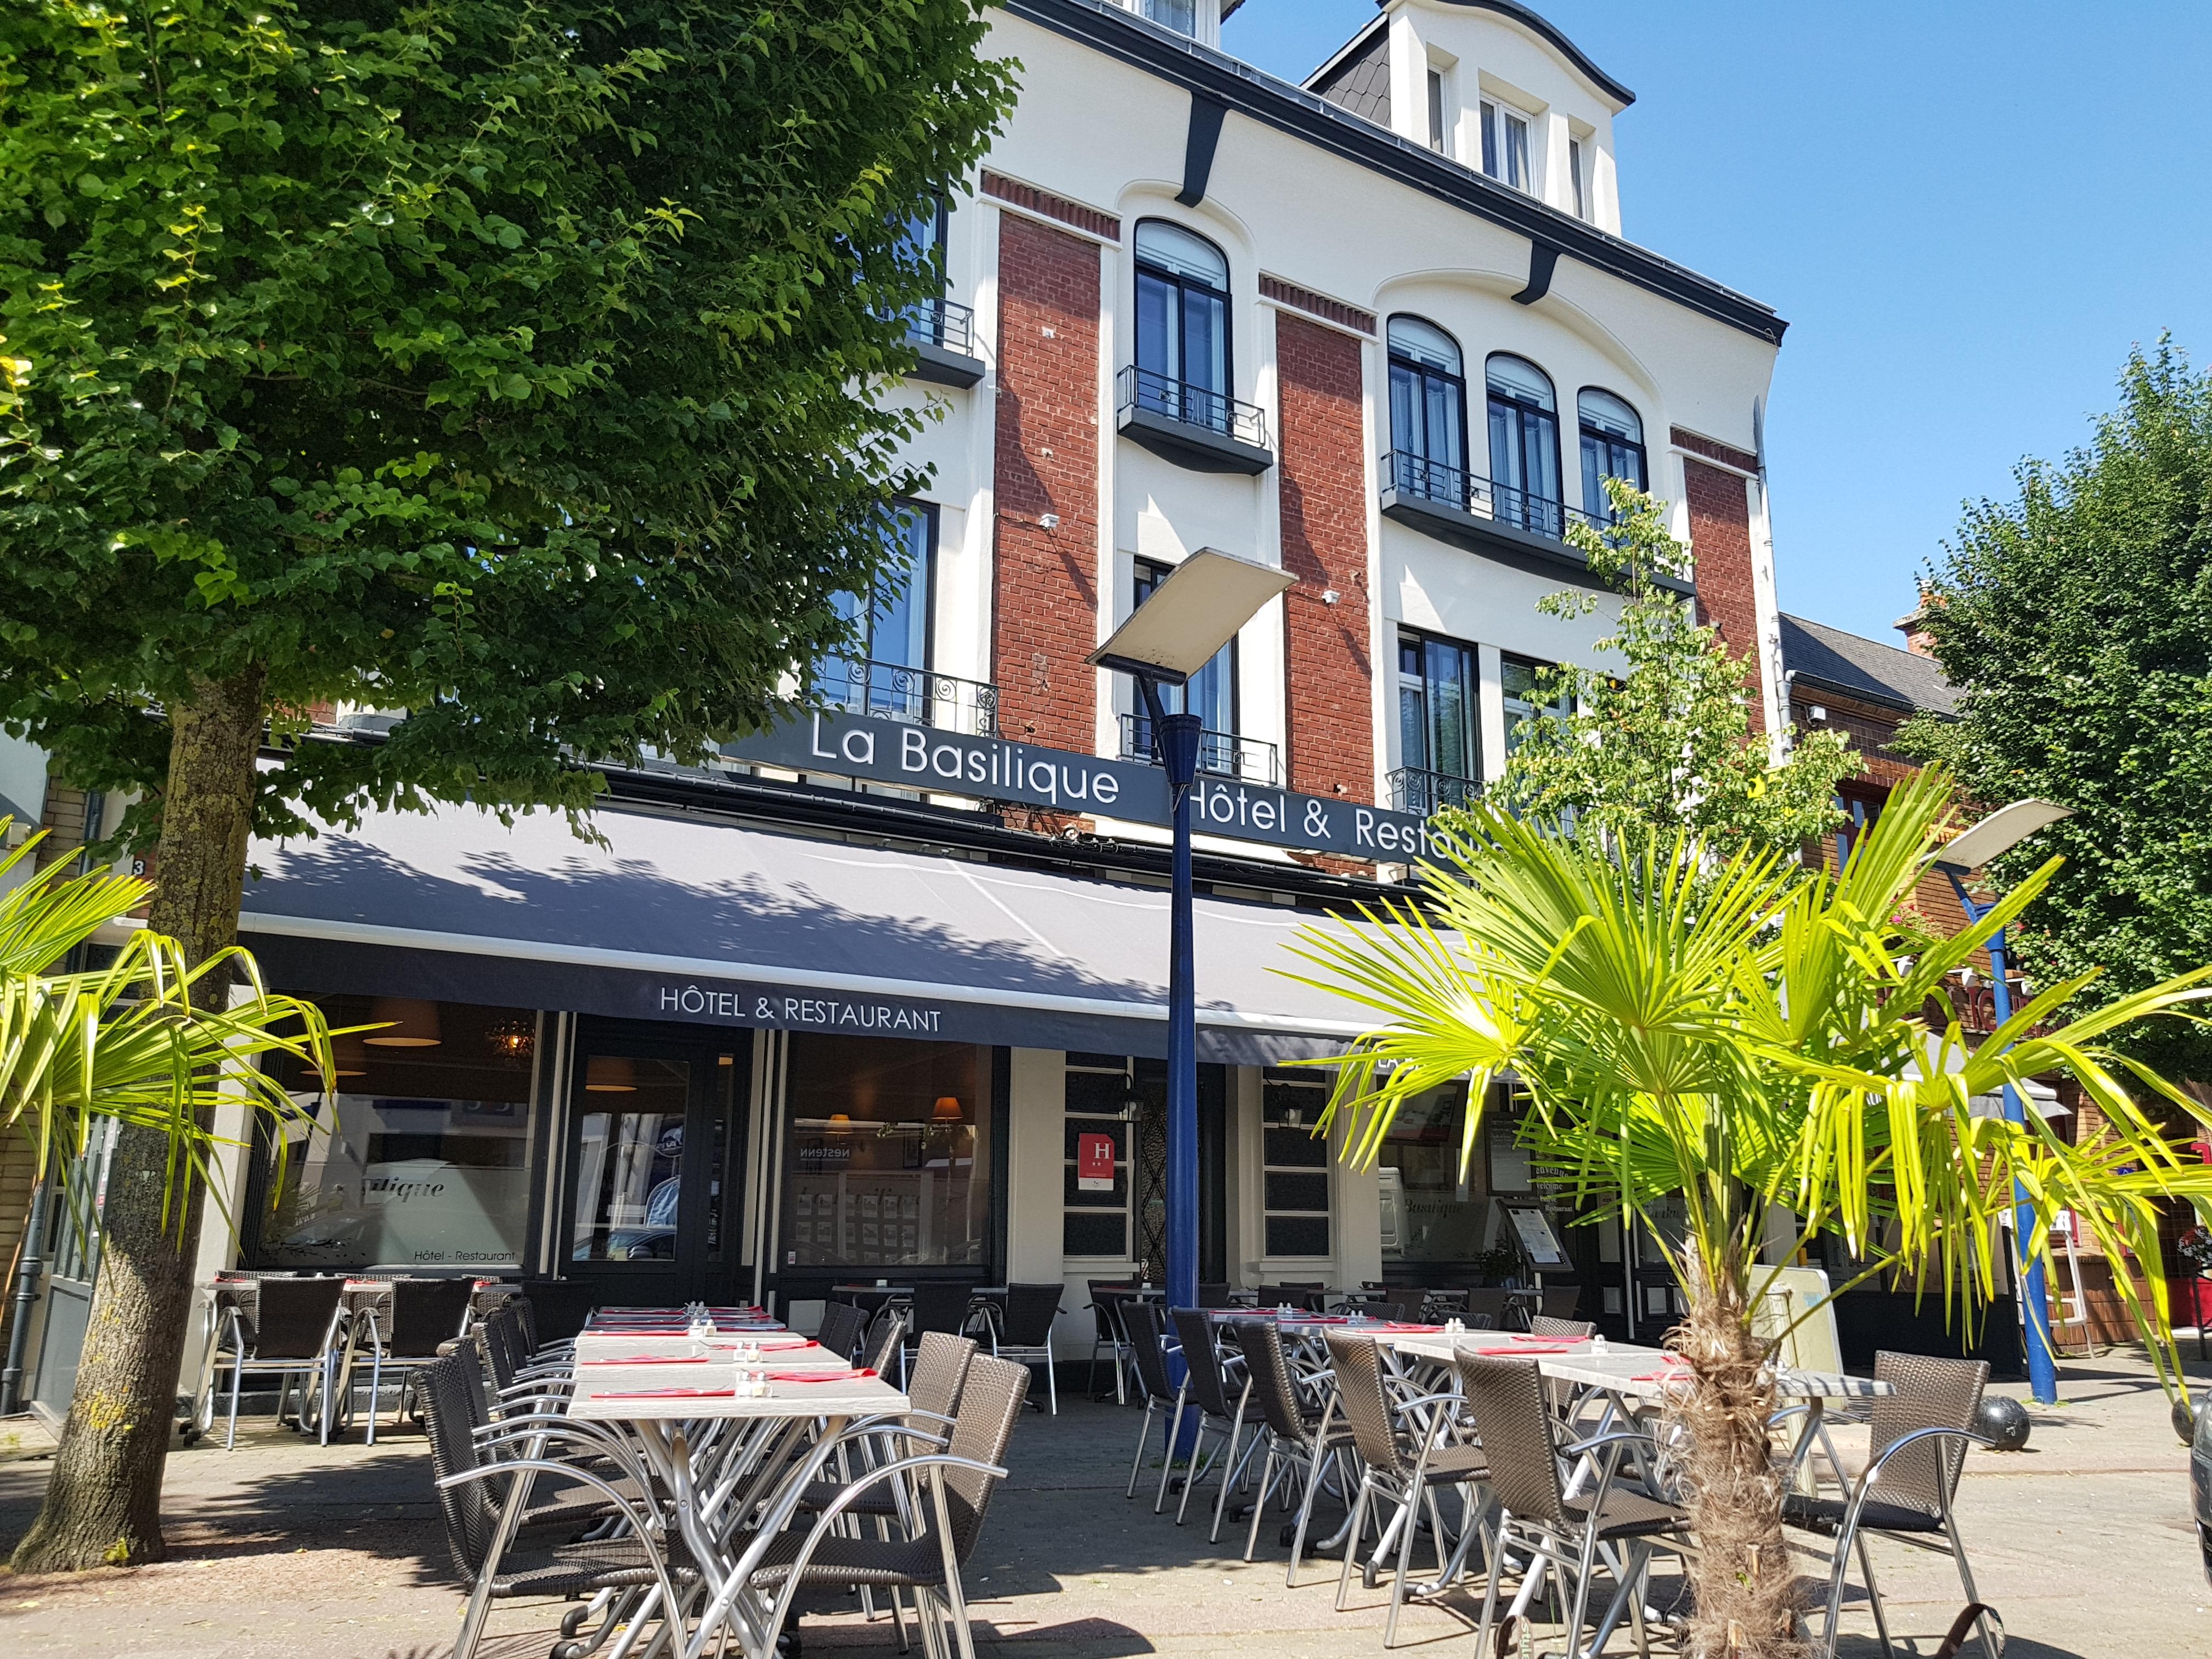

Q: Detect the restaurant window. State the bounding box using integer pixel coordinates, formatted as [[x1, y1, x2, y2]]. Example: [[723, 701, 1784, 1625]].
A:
[[1261, 1068, 1331, 1259], [1064, 1053, 1137, 1260], [895, 196, 950, 346], [778, 1035, 993, 1271], [1502, 653, 1571, 755], [1377, 1080, 1491, 1263], [569, 1057, 701, 1263], [257, 998, 537, 1271]]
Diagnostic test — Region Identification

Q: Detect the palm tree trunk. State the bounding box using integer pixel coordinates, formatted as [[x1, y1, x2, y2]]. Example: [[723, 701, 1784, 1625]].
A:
[[10, 668, 266, 1572], [1675, 1284, 1805, 1658]]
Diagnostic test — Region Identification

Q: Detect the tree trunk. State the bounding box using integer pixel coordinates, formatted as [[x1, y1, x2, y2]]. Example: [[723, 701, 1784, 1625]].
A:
[[1674, 1284, 1805, 1658], [10, 667, 266, 1573]]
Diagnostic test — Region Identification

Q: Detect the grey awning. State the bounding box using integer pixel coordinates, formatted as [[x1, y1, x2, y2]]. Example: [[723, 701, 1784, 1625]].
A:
[[236, 803, 1376, 1063]]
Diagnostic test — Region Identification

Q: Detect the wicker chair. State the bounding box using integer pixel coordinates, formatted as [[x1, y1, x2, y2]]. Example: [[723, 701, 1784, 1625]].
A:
[[1325, 1330, 1491, 1647], [816, 1300, 870, 1366], [204, 1274, 349, 1447], [1161, 1308, 1262, 1534], [727, 1353, 1031, 1659], [864, 1306, 906, 1379], [1530, 1314, 1596, 1340], [355, 1276, 476, 1444], [1462, 1288, 1513, 1330], [421, 1350, 691, 1659], [1782, 1350, 2001, 1658], [1458, 1353, 1688, 1659], [1231, 1318, 1356, 1576], [987, 1283, 1064, 1415]]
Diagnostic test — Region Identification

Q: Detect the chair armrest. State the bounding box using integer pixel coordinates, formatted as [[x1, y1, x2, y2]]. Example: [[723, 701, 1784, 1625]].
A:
[[1563, 1429, 1658, 1458], [1854, 1425, 1995, 1495], [1767, 1403, 1814, 1428], [439, 1459, 680, 1601]]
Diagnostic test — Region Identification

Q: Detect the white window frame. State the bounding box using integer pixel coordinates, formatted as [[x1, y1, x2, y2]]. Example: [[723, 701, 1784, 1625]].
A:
[[1479, 98, 1535, 194], [1257, 1068, 1334, 1264], [1426, 66, 1453, 158], [1062, 1055, 1136, 1263], [1568, 137, 1588, 220]]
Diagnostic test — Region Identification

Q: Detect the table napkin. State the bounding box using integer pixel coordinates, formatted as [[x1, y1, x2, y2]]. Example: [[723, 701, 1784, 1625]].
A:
[[594, 1387, 737, 1400], [770, 1368, 877, 1384], [1472, 1342, 1576, 1355]]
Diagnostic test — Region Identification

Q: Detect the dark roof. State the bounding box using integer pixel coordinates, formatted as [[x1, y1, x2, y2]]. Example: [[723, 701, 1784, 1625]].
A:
[[1780, 613, 1957, 716], [1007, 0, 1783, 342]]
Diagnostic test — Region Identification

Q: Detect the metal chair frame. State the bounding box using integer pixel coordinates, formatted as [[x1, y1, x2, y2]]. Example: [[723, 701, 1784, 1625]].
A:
[[985, 1283, 1064, 1415], [202, 1276, 349, 1447]]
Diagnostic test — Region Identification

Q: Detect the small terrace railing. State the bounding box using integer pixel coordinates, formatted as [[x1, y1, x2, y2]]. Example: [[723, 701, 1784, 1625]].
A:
[[813, 657, 999, 737], [1119, 712, 1280, 787]]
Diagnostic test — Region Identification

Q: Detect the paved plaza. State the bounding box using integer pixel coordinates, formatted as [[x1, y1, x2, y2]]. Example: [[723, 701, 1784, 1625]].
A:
[[1, 1353, 2207, 1658]]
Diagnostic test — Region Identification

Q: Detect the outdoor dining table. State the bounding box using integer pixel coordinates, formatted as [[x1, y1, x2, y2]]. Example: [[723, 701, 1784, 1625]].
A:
[[457, 1325, 911, 1659]]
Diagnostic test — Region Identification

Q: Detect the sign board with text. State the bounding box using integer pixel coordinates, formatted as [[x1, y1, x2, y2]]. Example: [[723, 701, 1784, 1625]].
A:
[[727, 708, 1441, 862]]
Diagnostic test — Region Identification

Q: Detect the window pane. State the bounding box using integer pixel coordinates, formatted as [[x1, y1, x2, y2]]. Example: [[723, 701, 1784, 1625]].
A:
[[1480, 101, 1498, 177], [1263, 1126, 1328, 1168], [1390, 361, 1423, 457], [1136, 270, 1177, 381], [1135, 220, 1228, 287], [1064, 1070, 1130, 1116], [1399, 680, 1429, 772], [1504, 112, 1530, 189], [1378, 1081, 1488, 1263], [1064, 1211, 1128, 1257], [1570, 138, 1587, 218], [572, 1076, 690, 1263], [780, 1035, 991, 1271], [1428, 639, 1472, 780], [1266, 1216, 1330, 1257], [261, 999, 536, 1270], [1265, 1171, 1330, 1214], [1426, 69, 1447, 154], [1426, 375, 1463, 473], [1183, 287, 1227, 397], [868, 506, 931, 674]]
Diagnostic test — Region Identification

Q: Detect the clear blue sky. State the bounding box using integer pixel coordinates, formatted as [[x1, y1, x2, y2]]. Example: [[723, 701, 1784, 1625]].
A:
[[1222, 1, 2212, 643]]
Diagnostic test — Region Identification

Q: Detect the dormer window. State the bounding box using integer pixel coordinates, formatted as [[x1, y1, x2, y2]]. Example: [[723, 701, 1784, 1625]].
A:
[[1426, 69, 1452, 157], [1122, 0, 1195, 34], [1480, 98, 1532, 192], [1569, 139, 1588, 219]]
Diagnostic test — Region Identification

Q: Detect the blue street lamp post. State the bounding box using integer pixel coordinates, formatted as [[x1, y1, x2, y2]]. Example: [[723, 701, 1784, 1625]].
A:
[[1938, 865, 2061, 1406], [1090, 548, 1294, 1465]]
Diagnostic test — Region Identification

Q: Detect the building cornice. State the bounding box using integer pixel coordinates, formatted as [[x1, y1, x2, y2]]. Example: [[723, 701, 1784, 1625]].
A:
[[1005, 0, 1785, 344], [1412, 1, 1635, 109]]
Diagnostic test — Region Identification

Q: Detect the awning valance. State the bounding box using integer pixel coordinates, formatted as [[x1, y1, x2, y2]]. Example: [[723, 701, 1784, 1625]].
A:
[[236, 803, 1376, 1063]]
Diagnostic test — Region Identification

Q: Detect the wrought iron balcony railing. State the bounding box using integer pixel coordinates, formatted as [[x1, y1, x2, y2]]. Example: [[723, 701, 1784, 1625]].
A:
[[1119, 365, 1270, 452], [1381, 449, 1612, 544], [1389, 766, 1483, 818], [902, 295, 977, 358], [813, 657, 999, 737], [1119, 712, 1280, 787]]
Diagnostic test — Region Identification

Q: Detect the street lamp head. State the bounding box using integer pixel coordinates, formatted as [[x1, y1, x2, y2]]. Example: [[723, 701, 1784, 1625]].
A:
[[1933, 798, 2073, 872], [1087, 547, 1294, 685]]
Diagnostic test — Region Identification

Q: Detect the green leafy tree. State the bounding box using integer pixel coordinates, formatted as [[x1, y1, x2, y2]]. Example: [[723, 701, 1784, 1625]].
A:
[[0, 0, 1012, 1567], [1905, 342, 2212, 1081], [1460, 480, 1858, 855], [1291, 769, 2212, 1658]]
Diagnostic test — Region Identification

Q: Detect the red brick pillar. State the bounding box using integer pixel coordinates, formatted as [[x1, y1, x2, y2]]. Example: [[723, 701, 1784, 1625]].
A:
[[1275, 314, 1374, 802], [1680, 450, 1763, 734], [991, 215, 1102, 751]]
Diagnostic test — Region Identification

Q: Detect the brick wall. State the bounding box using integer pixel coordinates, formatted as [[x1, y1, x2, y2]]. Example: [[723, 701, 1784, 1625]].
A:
[[1274, 314, 1374, 803], [1682, 456, 1764, 734], [992, 214, 1102, 752]]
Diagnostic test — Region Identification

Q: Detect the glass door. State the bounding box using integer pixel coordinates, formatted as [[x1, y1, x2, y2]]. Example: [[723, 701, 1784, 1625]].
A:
[[563, 1023, 749, 1308]]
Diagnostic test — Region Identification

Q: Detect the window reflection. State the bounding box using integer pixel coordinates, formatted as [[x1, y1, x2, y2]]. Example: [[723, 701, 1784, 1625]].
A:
[[260, 999, 535, 1271], [780, 1036, 993, 1270]]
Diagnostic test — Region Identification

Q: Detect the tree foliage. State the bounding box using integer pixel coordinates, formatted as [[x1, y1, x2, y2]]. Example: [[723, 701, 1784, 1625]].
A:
[[0, 0, 1015, 842], [1904, 342, 2212, 1079], [1459, 480, 1858, 857], [1289, 770, 2212, 1654]]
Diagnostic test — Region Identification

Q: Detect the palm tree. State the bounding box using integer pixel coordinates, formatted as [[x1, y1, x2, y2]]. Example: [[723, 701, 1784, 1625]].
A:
[[1289, 769, 2212, 1657], [1, 821, 333, 1571]]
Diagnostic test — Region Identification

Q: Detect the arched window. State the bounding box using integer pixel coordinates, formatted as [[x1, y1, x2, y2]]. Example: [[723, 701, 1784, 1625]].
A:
[[1485, 354, 1562, 536], [1577, 388, 1646, 521], [1386, 317, 1468, 504], [1133, 219, 1232, 430]]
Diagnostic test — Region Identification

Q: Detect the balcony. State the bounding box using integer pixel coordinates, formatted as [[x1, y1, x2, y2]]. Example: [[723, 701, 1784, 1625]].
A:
[[815, 658, 999, 736], [1116, 365, 1274, 475], [1378, 449, 1693, 596], [1389, 766, 1482, 818], [901, 297, 985, 388], [1119, 712, 1280, 787]]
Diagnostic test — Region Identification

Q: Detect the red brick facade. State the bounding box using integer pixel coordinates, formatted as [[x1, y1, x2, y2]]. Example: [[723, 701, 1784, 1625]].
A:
[[991, 214, 1103, 753], [1681, 455, 1764, 733], [1274, 315, 1375, 804]]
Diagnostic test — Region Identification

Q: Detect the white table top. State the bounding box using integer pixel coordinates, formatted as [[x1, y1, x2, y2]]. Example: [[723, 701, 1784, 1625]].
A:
[[573, 1333, 850, 1369], [1384, 1333, 1894, 1404], [568, 1362, 911, 1422]]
